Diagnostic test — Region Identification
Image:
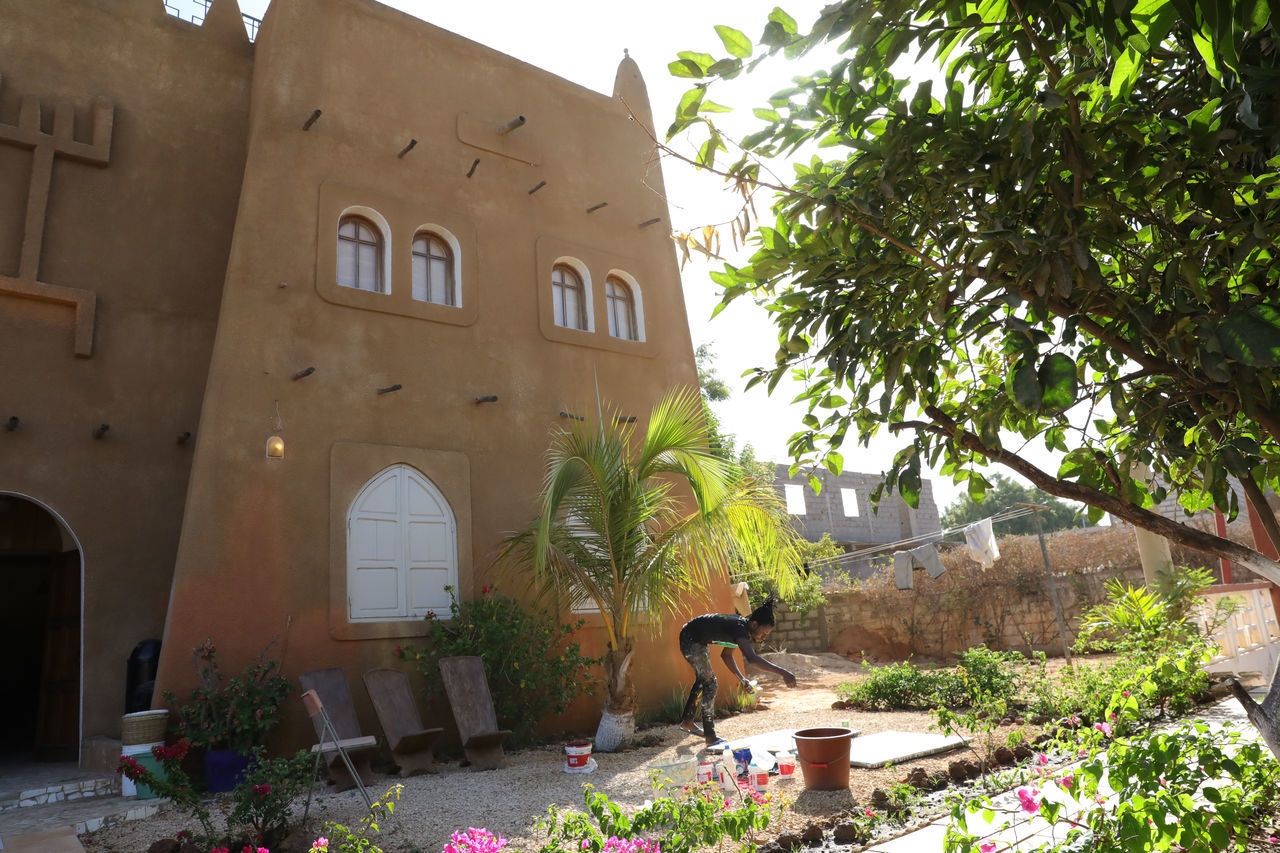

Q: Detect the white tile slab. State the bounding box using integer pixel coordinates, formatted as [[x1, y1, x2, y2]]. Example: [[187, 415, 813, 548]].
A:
[[849, 731, 969, 768]]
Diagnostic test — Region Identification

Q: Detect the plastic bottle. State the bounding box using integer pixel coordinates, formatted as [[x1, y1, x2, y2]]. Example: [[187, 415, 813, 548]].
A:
[[719, 745, 737, 791]]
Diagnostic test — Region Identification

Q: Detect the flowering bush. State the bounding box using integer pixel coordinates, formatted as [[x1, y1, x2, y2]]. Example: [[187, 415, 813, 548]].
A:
[[118, 742, 313, 850], [400, 586, 601, 746], [163, 637, 293, 753], [442, 827, 508, 853], [944, 704, 1280, 851]]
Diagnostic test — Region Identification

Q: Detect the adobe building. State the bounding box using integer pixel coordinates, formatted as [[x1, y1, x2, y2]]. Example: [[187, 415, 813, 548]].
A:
[[0, 0, 733, 765]]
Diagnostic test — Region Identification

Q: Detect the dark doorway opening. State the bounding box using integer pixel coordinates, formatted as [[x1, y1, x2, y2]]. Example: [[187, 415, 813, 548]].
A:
[[0, 494, 80, 761]]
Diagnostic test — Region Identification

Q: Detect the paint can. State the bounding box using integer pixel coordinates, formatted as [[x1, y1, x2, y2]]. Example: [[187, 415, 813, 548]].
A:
[[564, 739, 593, 772], [696, 761, 715, 784], [774, 751, 796, 782], [748, 762, 769, 792]]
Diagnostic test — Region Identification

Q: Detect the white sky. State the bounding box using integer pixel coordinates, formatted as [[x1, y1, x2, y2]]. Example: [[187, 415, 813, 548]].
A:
[[197, 0, 1013, 512]]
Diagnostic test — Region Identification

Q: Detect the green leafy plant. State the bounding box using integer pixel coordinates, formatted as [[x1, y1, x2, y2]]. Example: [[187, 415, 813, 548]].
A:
[[226, 748, 317, 850], [946, 718, 1280, 852], [309, 784, 402, 853], [400, 586, 600, 747], [637, 687, 687, 729], [538, 782, 778, 853], [837, 647, 1025, 711], [162, 637, 293, 754], [1075, 579, 1175, 651]]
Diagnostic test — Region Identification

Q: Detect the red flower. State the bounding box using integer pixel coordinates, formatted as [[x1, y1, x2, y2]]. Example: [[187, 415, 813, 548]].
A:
[[252, 783, 272, 798], [482, 584, 492, 594], [395, 645, 403, 658]]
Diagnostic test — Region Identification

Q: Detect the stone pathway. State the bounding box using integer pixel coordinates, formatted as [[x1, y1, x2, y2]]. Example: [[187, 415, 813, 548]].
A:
[[0, 762, 168, 851]]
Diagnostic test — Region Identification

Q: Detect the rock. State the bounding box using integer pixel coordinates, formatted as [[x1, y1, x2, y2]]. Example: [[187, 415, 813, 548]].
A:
[[948, 759, 977, 782], [870, 788, 889, 807], [774, 832, 802, 850], [932, 770, 951, 790], [832, 821, 862, 844], [993, 746, 1015, 765], [830, 701, 847, 710], [758, 842, 783, 853], [147, 842, 179, 853], [905, 766, 931, 789], [800, 823, 825, 844], [1013, 743, 1034, 760]]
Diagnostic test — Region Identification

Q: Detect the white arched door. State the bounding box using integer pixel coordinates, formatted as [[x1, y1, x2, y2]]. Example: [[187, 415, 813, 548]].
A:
[[347, 466, 458, 621]]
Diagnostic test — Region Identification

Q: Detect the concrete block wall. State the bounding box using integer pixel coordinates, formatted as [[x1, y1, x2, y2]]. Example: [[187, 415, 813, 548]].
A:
[[769, 566, 1146, 660]]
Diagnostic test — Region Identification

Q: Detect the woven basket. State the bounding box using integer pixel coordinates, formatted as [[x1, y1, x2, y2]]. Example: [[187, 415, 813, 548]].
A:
[[121, 710, 170, 746]]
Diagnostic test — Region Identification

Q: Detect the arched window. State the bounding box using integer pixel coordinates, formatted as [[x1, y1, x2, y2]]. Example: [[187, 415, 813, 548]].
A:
[[552, 264, 588, 330], [347, 465, 458, 621], [337, 215, 385, 292], [605, 276, 638, 341], [412, 231, 456, 306]]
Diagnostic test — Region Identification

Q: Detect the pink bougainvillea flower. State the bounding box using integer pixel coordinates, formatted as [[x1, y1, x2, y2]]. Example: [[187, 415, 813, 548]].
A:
[[864, 808, 874, 817], [1122, 690, 1130, 697], [310, 838, 329, 851], [1060, 774, 1073, 789], [980, 843, 997, 853], [1094, 721, 1112, 736], [1036, 752, 1048, 766], [252, 783, 271, 798], [1016, 787, 1040, 814]]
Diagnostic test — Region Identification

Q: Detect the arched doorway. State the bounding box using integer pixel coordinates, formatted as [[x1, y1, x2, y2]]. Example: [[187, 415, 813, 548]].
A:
[[0, 494, 81, 761]]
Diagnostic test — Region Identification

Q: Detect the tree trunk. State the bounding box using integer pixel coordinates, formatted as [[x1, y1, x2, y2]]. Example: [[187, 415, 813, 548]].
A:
[[1230, 654, 1280, 761], [594, 644, 636, 752]]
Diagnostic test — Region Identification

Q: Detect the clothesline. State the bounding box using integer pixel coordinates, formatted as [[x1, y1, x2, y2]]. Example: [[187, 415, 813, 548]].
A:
[[798, 504, 1041, 575], [727, 504, 1044, 583]]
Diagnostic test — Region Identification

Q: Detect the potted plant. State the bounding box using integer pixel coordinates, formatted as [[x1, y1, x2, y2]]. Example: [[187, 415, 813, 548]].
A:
[[163, 637, 293, 792]]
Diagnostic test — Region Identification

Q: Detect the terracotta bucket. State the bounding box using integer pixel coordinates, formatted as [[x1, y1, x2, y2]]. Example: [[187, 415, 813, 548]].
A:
[[792, 727, 854, 790]]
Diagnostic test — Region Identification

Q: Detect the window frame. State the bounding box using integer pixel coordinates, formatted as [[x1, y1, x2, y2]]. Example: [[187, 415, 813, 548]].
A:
[[410, 226, 461, 307], [605, 276, 638, 341], [336, 211, 390, 294], [551, 262, 590, 331]]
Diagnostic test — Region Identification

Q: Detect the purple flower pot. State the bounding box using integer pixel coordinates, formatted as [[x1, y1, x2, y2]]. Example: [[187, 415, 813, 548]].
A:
[[203, 749, 253, 792]]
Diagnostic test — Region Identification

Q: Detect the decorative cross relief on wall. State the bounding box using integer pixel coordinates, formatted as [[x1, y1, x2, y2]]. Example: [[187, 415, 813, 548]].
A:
[[0, 75, 114, 357]]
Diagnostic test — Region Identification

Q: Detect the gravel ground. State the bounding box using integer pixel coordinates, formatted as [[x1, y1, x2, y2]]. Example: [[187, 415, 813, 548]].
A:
[[80, 652, 1035, 853]]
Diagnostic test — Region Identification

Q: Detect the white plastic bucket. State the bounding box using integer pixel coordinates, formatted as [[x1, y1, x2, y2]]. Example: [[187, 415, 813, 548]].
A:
[[120, 741, 161, 798], [775, 751, 796, 781], [565, 740, 593, 771], [696, 761, 714, 784], [748, 763, 769, 792]]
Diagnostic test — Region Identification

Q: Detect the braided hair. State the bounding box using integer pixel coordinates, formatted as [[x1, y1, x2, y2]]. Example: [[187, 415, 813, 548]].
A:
[[748, 596, 777, 627]]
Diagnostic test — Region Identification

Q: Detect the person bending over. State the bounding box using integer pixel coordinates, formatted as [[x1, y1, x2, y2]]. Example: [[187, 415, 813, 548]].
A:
[[677, 598, 797, 747]]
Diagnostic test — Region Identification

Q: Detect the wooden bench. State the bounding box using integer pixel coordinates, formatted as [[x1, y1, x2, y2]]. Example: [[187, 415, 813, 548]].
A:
[[438, 656, 511, 771], [363, 668, 443, 776], [299, 668, 378, 792]]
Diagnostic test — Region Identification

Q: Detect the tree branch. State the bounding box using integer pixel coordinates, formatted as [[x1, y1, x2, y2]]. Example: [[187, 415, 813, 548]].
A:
[[898, 406, 1280, 584]]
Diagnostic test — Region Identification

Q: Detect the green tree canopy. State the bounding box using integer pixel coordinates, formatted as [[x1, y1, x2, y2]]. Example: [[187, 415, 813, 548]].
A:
[[941, 474, 1086, 535], [666, 0, 1280, 587]]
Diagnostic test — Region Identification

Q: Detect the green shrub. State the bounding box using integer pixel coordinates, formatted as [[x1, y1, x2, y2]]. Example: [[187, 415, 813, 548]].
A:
[[400, 586, 601, 747], [538, 782, 777, 853], [837, 647, 1025, 711]]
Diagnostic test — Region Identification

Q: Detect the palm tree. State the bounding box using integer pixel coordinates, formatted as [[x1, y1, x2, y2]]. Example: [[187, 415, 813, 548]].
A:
[[503, 388, 803, 750]]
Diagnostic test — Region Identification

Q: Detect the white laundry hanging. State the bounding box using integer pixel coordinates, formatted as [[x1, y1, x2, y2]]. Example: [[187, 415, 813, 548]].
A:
[[964, 518, 1000, 568]]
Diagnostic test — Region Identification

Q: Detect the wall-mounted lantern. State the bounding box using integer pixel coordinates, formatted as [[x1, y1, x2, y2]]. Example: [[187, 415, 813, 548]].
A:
[[266, 435, 285, 459]]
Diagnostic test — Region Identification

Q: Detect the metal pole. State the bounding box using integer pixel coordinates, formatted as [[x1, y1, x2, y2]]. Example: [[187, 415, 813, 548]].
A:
[[1021, 503, 1073, 666]]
